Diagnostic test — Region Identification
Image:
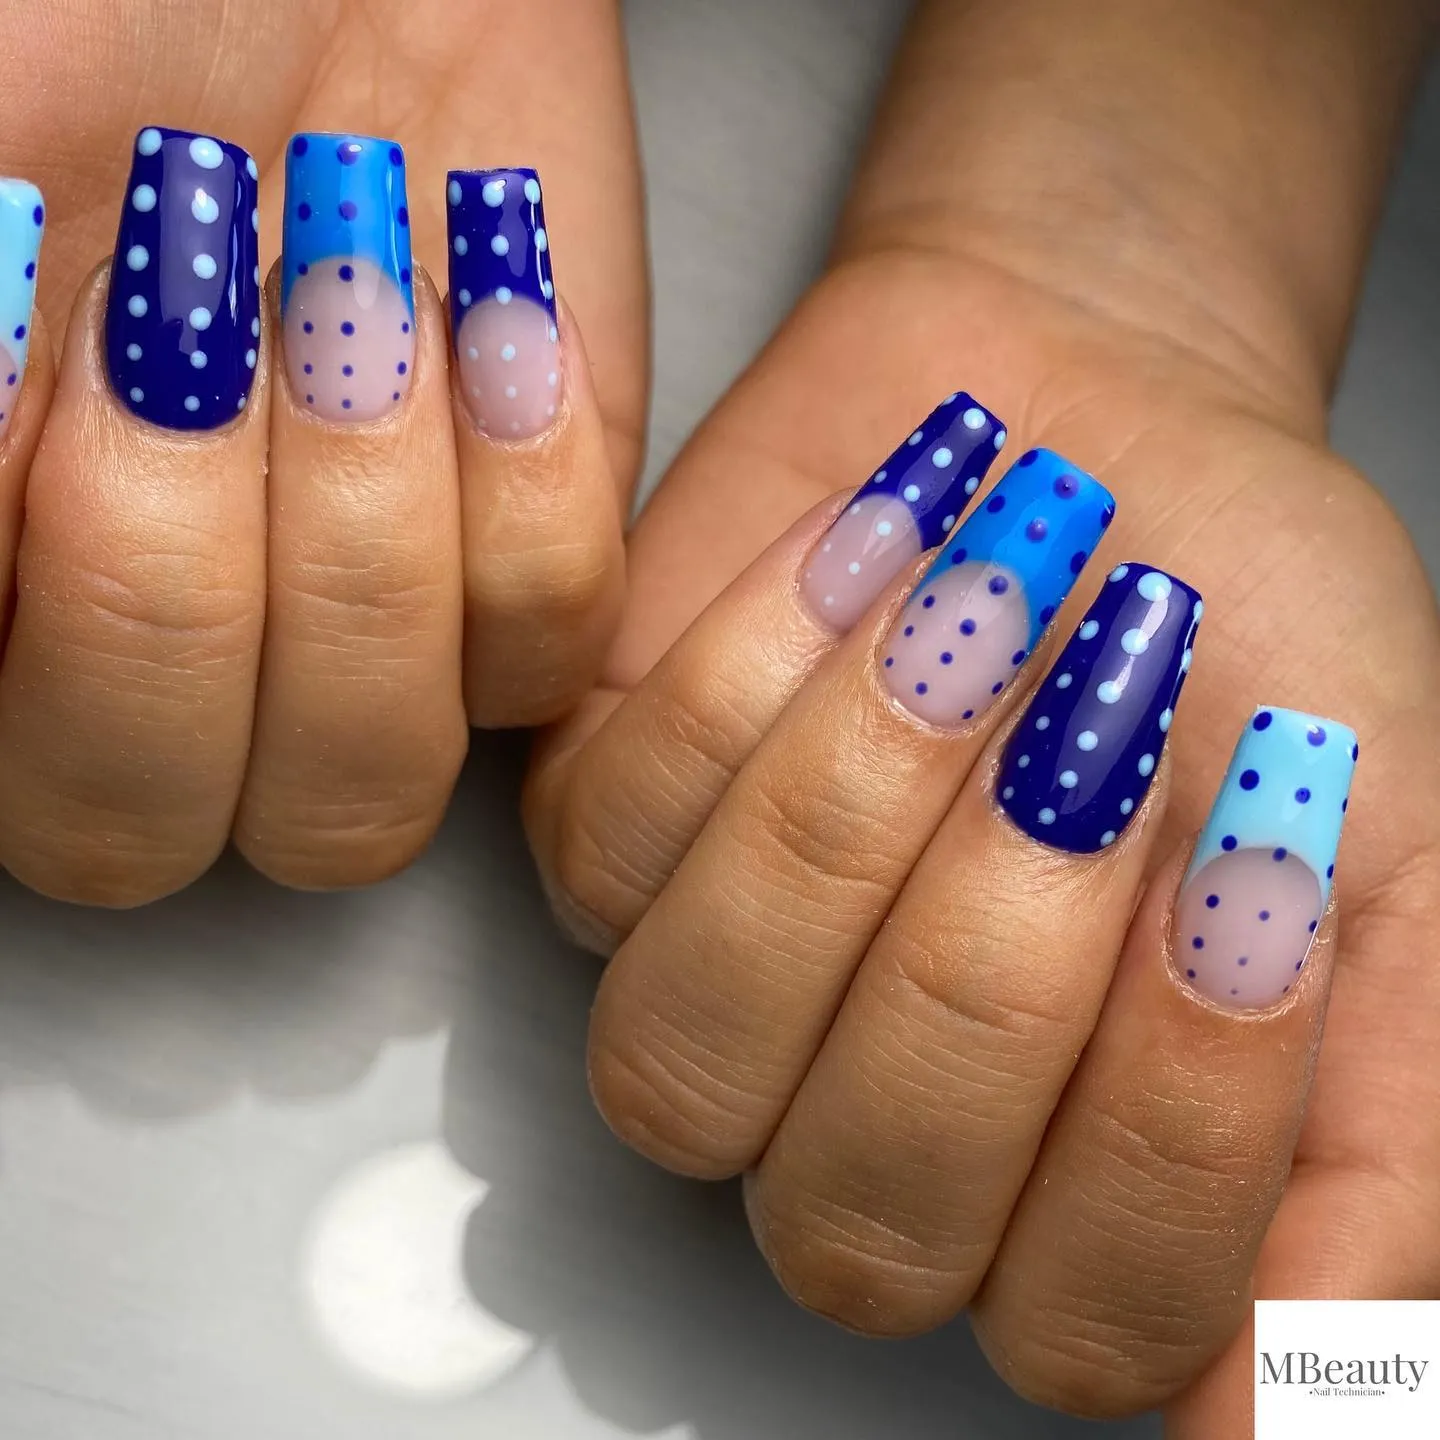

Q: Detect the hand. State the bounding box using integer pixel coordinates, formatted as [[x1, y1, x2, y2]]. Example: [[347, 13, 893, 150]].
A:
[[526, 0, 1440, 1428], [0, 0, 645, 903]]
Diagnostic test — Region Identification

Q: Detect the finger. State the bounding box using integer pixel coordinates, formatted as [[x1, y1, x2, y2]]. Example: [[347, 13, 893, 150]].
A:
[[525, 392, 1007, 945], [0, 178, 51, 643], [588, 451, 1116, 1177], [446, 168, 625, 728], [233, 133, 466, 888], [0, 126, 265, 905], [744, 564, 1200, 1335]]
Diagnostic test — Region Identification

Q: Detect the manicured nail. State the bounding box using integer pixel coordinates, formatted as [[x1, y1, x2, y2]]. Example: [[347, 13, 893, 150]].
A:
[[1175, 707, 1357, 1009], [282, 134, 413, 423], [800, 392, 1007, 631], [447, 168, 559, 438], [0, 180, 43, 441], [881, 448, 1115, 726], [998, 564, 1201, 851], [105, 126, 260, 430]]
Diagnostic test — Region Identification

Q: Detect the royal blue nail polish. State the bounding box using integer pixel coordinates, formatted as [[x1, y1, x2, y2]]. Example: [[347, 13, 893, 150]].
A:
[[998, 563, 1202, 852], [105, 126, 260, 431], [800, 391, 1008, 631], [447, 167, 560, 437], [282, 133, 413, 423]]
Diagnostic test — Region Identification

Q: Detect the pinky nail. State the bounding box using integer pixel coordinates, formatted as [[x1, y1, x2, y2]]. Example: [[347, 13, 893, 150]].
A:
[[800, 392, 1007, 631], [1174, 706, 1357, 1008], [447, 168, 559, 438], [0, 180, 42, 440]]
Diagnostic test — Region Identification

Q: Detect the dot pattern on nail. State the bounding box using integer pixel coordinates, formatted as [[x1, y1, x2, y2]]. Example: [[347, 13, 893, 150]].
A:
[[1175, 705, 1358, 1009], [447, 167, 558, 438], [282, 133, 414, 423], [0, 178, 44, 441], [997, 564, 1201, 853], [880, 448, 1115, 726], [798, 391, 1007, 631], [106, 126, 259, 429]]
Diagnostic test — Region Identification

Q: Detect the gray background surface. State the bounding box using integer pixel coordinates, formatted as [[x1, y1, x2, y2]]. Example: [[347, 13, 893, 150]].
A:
[[0, 2, 1435, 1436]]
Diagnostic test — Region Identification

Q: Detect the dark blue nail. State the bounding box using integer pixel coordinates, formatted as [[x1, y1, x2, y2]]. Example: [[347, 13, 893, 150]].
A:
[[105, 126, 260, 431], [997, 563, 1202, 852]]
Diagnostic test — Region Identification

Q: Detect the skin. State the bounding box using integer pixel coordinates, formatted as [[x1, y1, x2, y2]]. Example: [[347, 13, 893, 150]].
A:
[[524, 0, 1440, 1432]]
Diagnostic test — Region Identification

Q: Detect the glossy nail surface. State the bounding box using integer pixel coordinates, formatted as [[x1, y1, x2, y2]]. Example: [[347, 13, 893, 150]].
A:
[[881, 448, 1115, 726], [447, 168, 559, 438], [1175, 707, 1357, 1009], [282, 133, 413, 423], [999, 564, 1201, 851], [105, 126, 260, 430], [800, 392, 1006, 630], [0, 180, 43, 440]]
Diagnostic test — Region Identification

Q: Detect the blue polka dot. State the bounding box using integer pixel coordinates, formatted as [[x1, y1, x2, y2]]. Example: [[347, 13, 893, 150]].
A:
[[986, 494, 1006, 513], [32, 204, 42, 226], [297, 202, 311, 221], [884, 657, 893, 668], [962, 709, 974, 720], [397, 207, 409, 227], [988, 575, 1009, 595], [1039, 605, 1055, 625], [1239, 769, 1259, 790], [1011, 650, 1025, 666], [341, 321, 355, 336], [922, 595, 935, 609], [1053, 473, 1077, 497], [916, 682, 928, 696], [1206, 894, 1219, 908], [303, 321, 314, 334], [991, 681, 1003, 694], [940, 652, 953, 664], [1273, 847, 1288, 861], [1019, 450, 1039, 466], [904, 625, 914, 637], [1259, 910, 1270, 921], [1221, 834, 1237, 851], [959, 619, 976, 636], [1026, 518, 1048, 542], [1326, 863, 1334, 878], [950, 548, 967, 564], [337, 141, 362, 165], [338, 264, 354, 282], [24, 262, 34, 279], [292, 136, 309, 156], [1295, 787, 1310, 803], [342, 364, 353, 377], [1069, 550, 1087, 574], [1192, 936, 1204, 950], [389, 146, 403, 166], [397, 361, 407, 375], [338, 200, 358, 221], [1307, 725, 1327, 747], [1253, 711, 1272, 730]]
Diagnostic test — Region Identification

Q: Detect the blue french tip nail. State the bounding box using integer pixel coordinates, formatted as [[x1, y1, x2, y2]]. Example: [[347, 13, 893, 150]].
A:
[[105, 126, 261, 431], [0, 178, 44, 439], [800, 391, 1007, 631], [881, 448, 1116, 726], [999, 564, 1202, 852], [446, 167, 560, 437], [282, 132, 414, 423]]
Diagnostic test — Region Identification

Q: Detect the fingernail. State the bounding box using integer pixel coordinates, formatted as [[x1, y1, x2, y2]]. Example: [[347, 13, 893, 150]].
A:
[[999, 564, 1201, 851], [282, 133, 414, 423], [881, 448, 1115, 726], [0, 180, 43, 441], [447, 168, 560, 439], [1175, 707, 1357, 1009], [800, 392, 1007, 631], [105, 126, 261, 430]]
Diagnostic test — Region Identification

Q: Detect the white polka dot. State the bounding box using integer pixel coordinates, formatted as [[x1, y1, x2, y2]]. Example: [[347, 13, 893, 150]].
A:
[[1059, 771, 1078, 789], [253, 266, 260, 285], [908, 430, 924, 446], [504, 385, 518, 399], [962, 407, 986, 430], [932, 447, 953, 468], [454, 235, 469, 256], [128, 386, 144, 402], [126, 343, 142, 361], [190, 350, 207, 369], [496, 286, 512, 305], [136, 128, 162, 156], [490, 235, 509, 256], [458, 289, 472, 307], [237, 393, 247, 411], [1181, 648, 1193, 673], [482, 179, 506, 207], [993, 430, 1006, 449], [246, 155, 258, 181], [964, 477, 979, 495], [251, 208, 258, 233], [1120, 628, 1149, 656], [1159, 708, 1173, 732], [189, 136, 223, 169], [1137, 571, 1172, 602], [189, 306, 212, 331], [448, 180, 463, 207], [1079, 620, 1099, 640], [1138, 753, 1155, 777], [184, 395, 200, 412], [546, 372, 558, 388], [1108, 564, 1129, 582], [245, 349, 256, 369], [1018, 755, 1031, 768], [535, 228, 548, 252], [128, 294, 148, 317], [1038, 808, 1056, 825], [1120, 798, 1135, 815], [524, 177, 541, 204], [1097, 680, 1123, 704], [903, 484, 921, 503], [1100, 830, 1117, 847], [1193, 599, 1204, 620], [132, 184, 157, 212], [1002, 786, 1014, 801], [876, 520, 893, 537], [192, 253, 216, 279], [548, 325, 558, 342], [944, 393, 959, 405], [541, 280, 554, 300], [126, 244, 149, 271], [1056, 673, 1073, 689], [191, 190, 219, 224], [847, 562, 861, 575], [500, 343, 516, 361], [1077, 730, 1098, 751], [941, 514, 955, 530], [251, 317, 260, 339]]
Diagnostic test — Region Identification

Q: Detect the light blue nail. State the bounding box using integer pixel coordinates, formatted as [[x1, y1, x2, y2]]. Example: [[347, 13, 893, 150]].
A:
[[0, 178, 44, 431]]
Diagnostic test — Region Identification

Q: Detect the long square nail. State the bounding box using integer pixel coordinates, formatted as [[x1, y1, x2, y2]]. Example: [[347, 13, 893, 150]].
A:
[[0, 179, 43, 440], [881, 448, 1115, 726], [282, 133, 414, 423], [1175, 707, 1357, 1008], [105, 126, 261, 430], [447, 168, 559, 438], [800, 392, 1007, 631], [999, 564, 1202, 851]]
